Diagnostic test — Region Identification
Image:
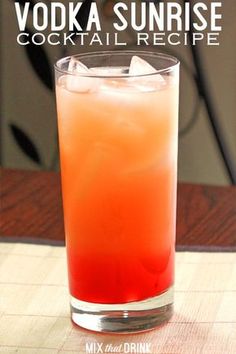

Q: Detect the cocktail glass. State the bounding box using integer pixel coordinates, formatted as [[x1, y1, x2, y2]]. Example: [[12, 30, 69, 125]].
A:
[[55, 51, 179, 333]]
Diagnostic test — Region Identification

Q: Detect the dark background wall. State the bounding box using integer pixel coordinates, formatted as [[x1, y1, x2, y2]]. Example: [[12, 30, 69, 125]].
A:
[[1, 0, 236, 185]]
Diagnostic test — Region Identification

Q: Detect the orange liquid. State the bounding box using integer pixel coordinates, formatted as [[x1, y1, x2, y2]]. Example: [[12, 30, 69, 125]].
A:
[[56, 76, 178, 304]]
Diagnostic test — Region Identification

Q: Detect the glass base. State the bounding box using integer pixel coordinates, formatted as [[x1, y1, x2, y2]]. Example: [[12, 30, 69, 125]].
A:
[[70, 286, 173, 333]]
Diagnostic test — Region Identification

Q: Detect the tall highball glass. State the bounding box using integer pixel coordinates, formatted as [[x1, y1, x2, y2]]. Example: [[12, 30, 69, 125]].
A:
[[55, 51, 179, 333]]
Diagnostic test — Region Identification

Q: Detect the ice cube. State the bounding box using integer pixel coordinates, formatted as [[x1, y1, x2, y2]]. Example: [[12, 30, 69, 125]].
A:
[[68, 57, 90, 74], [67, 57, 99, 93], [129, 56, 165, 90], [129, 56, 158, 75]]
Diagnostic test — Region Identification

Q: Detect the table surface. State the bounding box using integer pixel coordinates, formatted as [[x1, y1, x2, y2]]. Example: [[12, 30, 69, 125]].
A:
[[0, 168, 236, 250], [0, 243, 236, 354]]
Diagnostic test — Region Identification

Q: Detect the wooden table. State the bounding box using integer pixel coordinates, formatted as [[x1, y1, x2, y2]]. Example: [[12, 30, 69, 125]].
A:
[[1, 168, 236, 250], [0, 168, 236, 354]]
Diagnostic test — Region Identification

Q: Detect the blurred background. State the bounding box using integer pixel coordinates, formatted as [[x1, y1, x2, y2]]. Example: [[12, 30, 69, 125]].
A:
[[1, 0, 236, 185]]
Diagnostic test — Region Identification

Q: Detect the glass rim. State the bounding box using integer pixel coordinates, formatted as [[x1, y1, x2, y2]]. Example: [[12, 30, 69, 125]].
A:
[[54, 50, 180, 79]]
